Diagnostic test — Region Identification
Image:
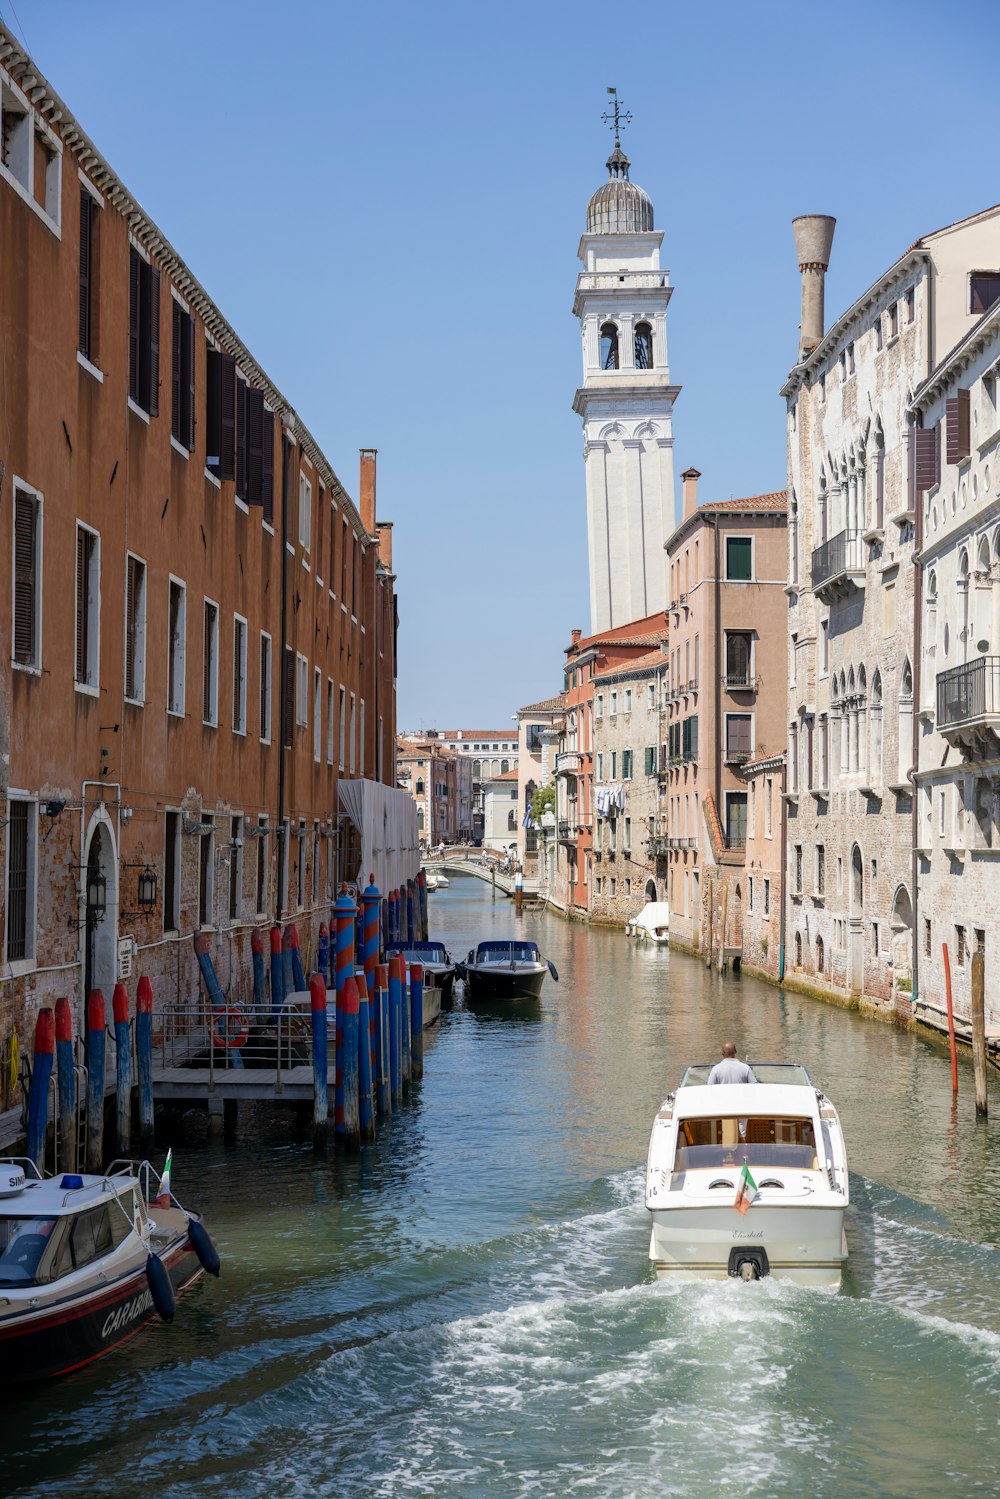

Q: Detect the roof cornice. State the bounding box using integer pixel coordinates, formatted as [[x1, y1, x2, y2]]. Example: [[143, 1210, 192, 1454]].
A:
[[0, 26, 369, 539], [910, 301, 1000, 412]]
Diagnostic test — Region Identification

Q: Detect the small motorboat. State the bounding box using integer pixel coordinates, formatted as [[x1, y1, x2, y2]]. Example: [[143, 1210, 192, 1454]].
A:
[[424, 874, 439, 892], [0, 1154, 219, 1386], [392, 940, 457, 1006], [433, 874, 450, 889], [625, 901, 670, 944], [645, 1062, 849, 1286], [462, 940, 558, 1003]]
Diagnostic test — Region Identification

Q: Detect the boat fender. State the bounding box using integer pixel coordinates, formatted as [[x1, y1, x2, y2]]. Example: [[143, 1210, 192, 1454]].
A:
[[146, 1251, 177, 1322], [547, 961, 559, 982], [187, 1216, 221, 1277]]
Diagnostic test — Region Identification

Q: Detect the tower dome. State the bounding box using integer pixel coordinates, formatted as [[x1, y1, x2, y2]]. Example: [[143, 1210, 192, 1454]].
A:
[[586, 146, 654, 234]]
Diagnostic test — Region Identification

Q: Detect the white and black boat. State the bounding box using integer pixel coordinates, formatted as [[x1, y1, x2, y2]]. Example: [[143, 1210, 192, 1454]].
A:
[[462, 940, 558, 1003], [645, 1062, 849, 1286], [0, 1155, 219, 1386], [391, 940, 457, 1006]]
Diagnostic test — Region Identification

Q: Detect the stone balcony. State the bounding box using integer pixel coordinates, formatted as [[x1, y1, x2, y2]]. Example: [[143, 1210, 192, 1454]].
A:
[[555, 751, 583, 777], [811, 529, 866, 604], [936, 657, 1000, 754]]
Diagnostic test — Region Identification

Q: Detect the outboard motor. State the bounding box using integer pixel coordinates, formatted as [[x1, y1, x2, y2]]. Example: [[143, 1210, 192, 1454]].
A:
[[728, 1247, 770, 1282]]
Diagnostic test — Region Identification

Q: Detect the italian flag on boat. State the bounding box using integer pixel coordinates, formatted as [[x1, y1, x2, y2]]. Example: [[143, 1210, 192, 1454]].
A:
[[159, 1149, 173, 1197], [734, 1159, 758, 1215]]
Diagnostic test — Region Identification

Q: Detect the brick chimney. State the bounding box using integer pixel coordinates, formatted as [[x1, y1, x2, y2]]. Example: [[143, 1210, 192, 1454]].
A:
[[571, 628, 582, 645], [681, 467, 701, 521], [359, 447, 377, 534], [792, 215, 836, 361], [376, 520, 393, 573]]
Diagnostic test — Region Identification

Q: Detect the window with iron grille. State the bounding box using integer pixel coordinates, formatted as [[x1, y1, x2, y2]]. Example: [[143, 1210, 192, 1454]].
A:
[[202, 600, 219, 726], [794, 844, 803, 894], [956, 926, 967, 966], [816, 844, 825, 895], [13, 485, 41, 670], [124, 554, 146, 703], [259, 632, 272, 744], [232, 616, 247, 735], [163, 811, 180, 932], [5, 798, 35, 962], [74, 524, 100, 690], [128, 246, 160, 415]]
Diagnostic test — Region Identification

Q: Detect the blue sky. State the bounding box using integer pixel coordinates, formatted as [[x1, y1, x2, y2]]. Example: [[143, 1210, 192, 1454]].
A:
[[9, 0, 1000, 728]]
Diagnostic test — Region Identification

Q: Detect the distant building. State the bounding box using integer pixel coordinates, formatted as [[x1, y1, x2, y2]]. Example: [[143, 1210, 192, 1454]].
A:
[[396, 735, 469, 847], [397, 728, 516, 843], [516, 696, 565, 876], [739, 754, 786, 982]]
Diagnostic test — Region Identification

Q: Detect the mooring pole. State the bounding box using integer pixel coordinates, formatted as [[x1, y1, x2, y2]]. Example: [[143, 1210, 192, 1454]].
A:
[[54, 996, 76, 1172], [136, 975, 154, 1154], [269, 925, 284, 1021], [27, 1008, 54, 1173], [340, 974, 360, 1152], [113, 982, 132, 1155], [388, 954, 403, 1107], [334, 886, 357, 1137], [309, 972, 329, 1148], [972, 949, 987, 1117], [85, 989, 106, 1172], [942, 942, 959, 1098], [356, 970, 375, 1143], [375, 962, 391, 1116], [409, 961, 424, 1081]]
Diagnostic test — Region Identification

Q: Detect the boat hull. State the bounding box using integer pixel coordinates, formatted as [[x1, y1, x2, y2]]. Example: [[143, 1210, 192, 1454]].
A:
[[422, 981, 442, 1028], [465, 965, 546, 1003], [0, 1235, 204, 1387], [648, 1202, 847, 1287]]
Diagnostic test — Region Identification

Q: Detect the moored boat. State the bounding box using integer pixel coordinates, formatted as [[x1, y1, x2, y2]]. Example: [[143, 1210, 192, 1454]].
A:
[[0, 1155, 219, 1386], [645, 1062, 849, 1286], [625, 901, 670, 943], [392, 940, 457, 1005], [463, 940, 558, 1003]]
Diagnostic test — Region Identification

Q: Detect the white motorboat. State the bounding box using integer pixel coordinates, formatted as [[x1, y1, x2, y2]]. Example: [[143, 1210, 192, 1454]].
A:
[[392, 941, 457, 1005], [0, 1155, 219, 1386], [645, 1062, 849, 1286], [463, 940, 558, 1003], [625, 901, 670, 943], [433, 874, 449, 889]]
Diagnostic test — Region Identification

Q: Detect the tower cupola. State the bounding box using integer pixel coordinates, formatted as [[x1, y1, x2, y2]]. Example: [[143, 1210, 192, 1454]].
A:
[[586, 146, 654, 234]]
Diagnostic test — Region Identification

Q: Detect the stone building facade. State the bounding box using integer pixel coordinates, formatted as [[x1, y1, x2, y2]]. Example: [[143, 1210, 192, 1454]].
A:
[[912, 296, 1000, 1039], [515, 696, 564, 876], [663, 475, 788, 955], [739, 754, 787, 982], [0, 29, 399, 1075], [782, 205, 1000, 1017], [590, 649, 667, 923], [395, 736, 468, 848]]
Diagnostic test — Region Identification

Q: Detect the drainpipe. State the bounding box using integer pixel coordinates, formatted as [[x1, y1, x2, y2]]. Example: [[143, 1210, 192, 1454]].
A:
[[713, 516, 722, 824], [778, 758, 788, 983], [276, 418, 294, 922], [910, 266, 932, 1013]]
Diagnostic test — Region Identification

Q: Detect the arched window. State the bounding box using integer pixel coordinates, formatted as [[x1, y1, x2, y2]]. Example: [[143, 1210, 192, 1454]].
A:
[[634, 321, 653, 369], [794, 931, 803, 968], [415, 778, 424, 795], [898, 658, 913, 783], [507, 810, 517, 832], [500, 759, 510, 775], [473, 760, 482, 779], [417, 808, 424, 831], [857, 665, 868, 778], [870, 671, 883, 785], [600, 322, 619, 371], [816, 934, 825, 974]]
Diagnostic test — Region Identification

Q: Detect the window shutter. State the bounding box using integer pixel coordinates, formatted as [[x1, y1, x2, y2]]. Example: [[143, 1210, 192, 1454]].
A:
[[261, 407, 274, 524], [147, 266, 160, 416], [206, 348, 220, 472], [13, 491, 36, 665], [75, 528, 87, 683], [79, 191, 92, 358], [171, 299, 182, 441], [125, 556, 136, 699], [185, 315, 196, 450], [946, 389, 970, 465], [911, 424, 939, 495], [691, 716, 699, 759], [235, 379, 247, 499], [219, 354, 236, 480], [282, 647, 295, 748], [128, 247, 140, 403], [247, 388, 264, 506]]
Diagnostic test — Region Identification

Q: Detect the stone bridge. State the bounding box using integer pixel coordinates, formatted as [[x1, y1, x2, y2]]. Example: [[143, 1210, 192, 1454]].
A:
[[424, 852, 539, 899]]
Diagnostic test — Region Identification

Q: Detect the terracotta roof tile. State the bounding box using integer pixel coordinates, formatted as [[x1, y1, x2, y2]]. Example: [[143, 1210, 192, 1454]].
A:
[[704, 490, 788, 512], [518, 695, 566, 713]]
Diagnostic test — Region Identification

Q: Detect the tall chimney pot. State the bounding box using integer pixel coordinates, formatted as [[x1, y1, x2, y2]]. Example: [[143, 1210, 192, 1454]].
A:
[[359, 448, 377, 534], [792, 215, 836, 362], [376, 520, 393, 573], [680, 466, 701, 521]]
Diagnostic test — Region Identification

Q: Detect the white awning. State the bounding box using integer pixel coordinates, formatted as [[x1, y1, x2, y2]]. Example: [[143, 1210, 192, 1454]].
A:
[[337, 779, 420, 896]]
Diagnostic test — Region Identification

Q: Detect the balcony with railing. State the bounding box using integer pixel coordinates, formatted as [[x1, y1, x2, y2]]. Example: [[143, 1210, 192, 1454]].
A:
[[555, 750, 582, 777], [936, 657, 1000, 750], [811, 529, 866, 603], [557, 817, 578, 843]]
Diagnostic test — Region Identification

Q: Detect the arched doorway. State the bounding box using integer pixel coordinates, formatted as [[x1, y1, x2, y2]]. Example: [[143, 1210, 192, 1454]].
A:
[[733, 882, 743, 945], [81, 813, 118, 1017], [890, 884, 913, 1003], [645, 878, 656, 902], [848, 843, 864, 996]]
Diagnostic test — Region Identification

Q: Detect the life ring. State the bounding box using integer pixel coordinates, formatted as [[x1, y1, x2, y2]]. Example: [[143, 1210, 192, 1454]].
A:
[[211, 1007, 249, 1049]]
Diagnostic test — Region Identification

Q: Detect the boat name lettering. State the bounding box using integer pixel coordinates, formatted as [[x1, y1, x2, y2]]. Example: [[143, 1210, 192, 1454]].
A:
[[732, 1230, 764, 1239], [102, 1288, 154, 1338]]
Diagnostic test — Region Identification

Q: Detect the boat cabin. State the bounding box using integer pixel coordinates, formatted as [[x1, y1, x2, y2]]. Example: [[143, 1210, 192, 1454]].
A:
[[0, 1171, 142, 1289]]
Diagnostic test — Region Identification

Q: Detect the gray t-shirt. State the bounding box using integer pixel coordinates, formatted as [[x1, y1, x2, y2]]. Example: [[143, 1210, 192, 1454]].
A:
[[708, 1057, 756, 1085]]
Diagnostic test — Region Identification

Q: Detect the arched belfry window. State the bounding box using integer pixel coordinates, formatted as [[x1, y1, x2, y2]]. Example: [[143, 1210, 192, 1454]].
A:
[[416, 778, 424, 795], [634, 321, 653, 369], [600, 322, 619, 371]]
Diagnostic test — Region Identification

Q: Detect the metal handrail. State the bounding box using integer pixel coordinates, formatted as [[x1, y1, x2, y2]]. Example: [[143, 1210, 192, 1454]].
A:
[[811, 528, 865, 588], [937, 657, 1000, 728], [155, 1002, 315, 1082]]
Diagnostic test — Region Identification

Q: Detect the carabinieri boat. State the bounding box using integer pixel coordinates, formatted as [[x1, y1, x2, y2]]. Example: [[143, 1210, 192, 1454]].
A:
[[0, 1155, 219, 1386], [645, 1062, 849, 1286], [463, 940, 558, 1003]]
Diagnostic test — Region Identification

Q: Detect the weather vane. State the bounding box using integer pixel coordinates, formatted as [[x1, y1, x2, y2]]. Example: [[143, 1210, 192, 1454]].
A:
[[601, 87, 631, 148]]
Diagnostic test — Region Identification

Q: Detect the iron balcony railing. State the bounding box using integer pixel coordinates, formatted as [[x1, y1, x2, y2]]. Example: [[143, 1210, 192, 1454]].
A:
[[811, 528, 866, 590], [723, 830, 747, 850], [937, 657, 1000, 729]]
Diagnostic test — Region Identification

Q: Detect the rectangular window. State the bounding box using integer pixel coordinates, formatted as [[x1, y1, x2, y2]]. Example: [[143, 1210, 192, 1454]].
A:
[[956, 925, 967, 967], [163, 811, 181, 932], [12, 484, 42, 670], [596, 752, 604, 780], [202, 600, 219, 726], [124, 553, 147, 703], [235, 382, 271, 511], [819, 619, 829, 675], [875, 315, 883, 352], [906, 287, 915, 324], [74, 523, 100, 691], [296, 653, 309, 727], [128, 246, 160, 415], [339, 686, 346, 769], [205, 348, 236, 479], [171, 299, 195, 450], [924, 918, 931, 957], [299, 474, 312, 552], [622, 749, 633, 780], [78, 187, 97, 362], [624, 688, 632, 713], [764, 878, 770, 916], [232, 615, 247, 734], [350, 693, 357, 774], [326, 679, 334, 765], [255, 818, 269, 915], [976, 927, 986, 957], [816, 844, 825, 895], [259, 631, 272, 743], [624, 816, 631, 851], [889, 302, 899, 339], [725, 793, 748, 849], [794, 843, 803, 894], [341, 517, 349, 604], [229, 815, 243, 922], [167, 578, 186, 716], [198, 820, 215, 928], [610, 691, 618, 716], [725, 713, 752, 761], [644, 745, 656, 776], [5, 797, 36, 962], [970, 274, 1000, 315], [725, 536, 752, 581], [297, 821, 306, 909], [312, 823, 320, 905], [610, 750, 617, 779], [313, 668, 322, 762]]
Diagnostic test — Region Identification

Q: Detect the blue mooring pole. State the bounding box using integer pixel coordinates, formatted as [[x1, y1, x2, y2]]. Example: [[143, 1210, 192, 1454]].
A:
[[409, 961, 424, 1081], [334, 887, 357, 1138], [375, 962, 391, 1116], [113, 982, 132, 1156], [136, 976, 154, 1154], [54, 996, 76, 1172], [27, 1008, 54, 1172], [356, 971, 375, 1143], [388, 954, 403, 1108], [85, 989, 106, 1172], [340, 975, 360, 1152], [309, 972, 329, 1149]]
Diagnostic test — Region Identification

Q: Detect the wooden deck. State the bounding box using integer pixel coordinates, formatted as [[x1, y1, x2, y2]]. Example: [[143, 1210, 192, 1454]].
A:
[[151, 1065, 315, 1101]]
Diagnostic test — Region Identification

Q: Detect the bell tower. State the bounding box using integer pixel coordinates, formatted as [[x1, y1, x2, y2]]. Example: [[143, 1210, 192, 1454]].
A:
[[573, 93, 680, 632]]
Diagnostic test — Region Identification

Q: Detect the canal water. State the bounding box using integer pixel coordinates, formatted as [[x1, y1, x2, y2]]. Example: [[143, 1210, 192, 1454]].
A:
[[5, 878, 1000, 1497]]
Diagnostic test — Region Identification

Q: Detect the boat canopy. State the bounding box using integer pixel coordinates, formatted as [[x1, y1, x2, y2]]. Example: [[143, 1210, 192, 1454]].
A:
[[678, 1062, 814, 1089], [392, 941, 449, 961], [474, 941, 541, 961]]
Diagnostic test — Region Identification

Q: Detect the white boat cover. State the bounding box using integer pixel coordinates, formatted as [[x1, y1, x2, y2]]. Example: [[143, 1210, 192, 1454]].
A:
[[338, 780, 420, 896], [632, 901, 670, 936]]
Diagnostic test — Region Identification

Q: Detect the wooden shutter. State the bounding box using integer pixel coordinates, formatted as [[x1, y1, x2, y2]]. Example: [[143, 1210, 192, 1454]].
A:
[[235, 379, 247, 499], [946, 389, 970, 465], [690, 716, 699, 759], [79, 191, 92, 358], [75, 528, 87, 683], [185, 315, 195, 449], [219, 354, 236, 480], [282, 646, 295, 748], [128, 247, 140, 402], [13, 490, 36, 666], [171, 299, 182, 441], [125, 556, 137, 699], [203, 604, 215, 721], [247, 388, 264, 506], [261, 407, 274, 524], [206, 348, 220, 471], [147, 265, 160, 416], [910, 424, 939, 495]]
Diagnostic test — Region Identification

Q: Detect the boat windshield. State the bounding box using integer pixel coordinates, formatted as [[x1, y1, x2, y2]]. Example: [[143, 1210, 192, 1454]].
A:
[[672, 1116, 818, 1173], [395, 942, 448, 961], [678, 1062, 814, 1088], [0, 1215, 58, 1285], [475, 942, 540, 963]]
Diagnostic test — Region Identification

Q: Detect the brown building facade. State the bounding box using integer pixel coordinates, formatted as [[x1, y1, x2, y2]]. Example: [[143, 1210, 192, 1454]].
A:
[[0, 32, 398, 1061]]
